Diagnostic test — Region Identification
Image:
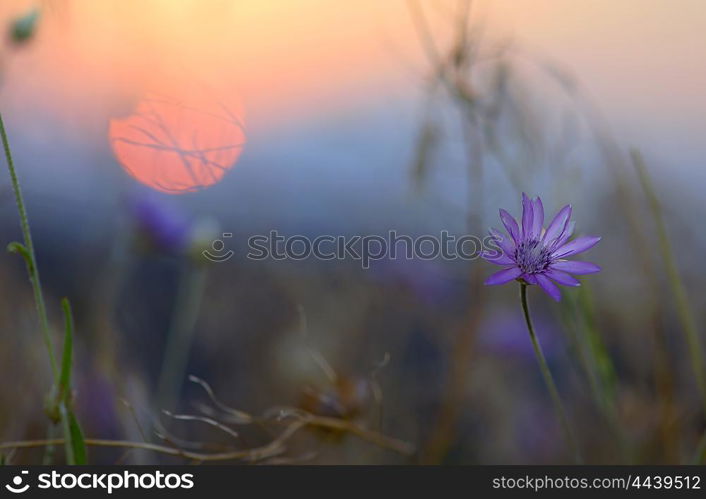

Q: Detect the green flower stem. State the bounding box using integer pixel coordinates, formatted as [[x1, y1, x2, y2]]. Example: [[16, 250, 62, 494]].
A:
[[520, 282, 581, 462], [0, 113, 58, 379]]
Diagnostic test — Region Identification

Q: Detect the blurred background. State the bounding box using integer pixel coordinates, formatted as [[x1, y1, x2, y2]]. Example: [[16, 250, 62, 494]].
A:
[[1, 0, 705, 464]]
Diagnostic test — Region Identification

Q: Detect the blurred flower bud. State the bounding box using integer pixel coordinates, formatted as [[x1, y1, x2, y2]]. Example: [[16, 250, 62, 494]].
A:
[[129, 191, 192, 255], [9, 8, 40, 45]]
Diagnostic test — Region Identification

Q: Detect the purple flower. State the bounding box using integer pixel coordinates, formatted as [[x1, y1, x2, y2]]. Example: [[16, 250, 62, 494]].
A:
[[129, 190, 192, 254], [479, 312, 563, 361], [483, 193, 601, 301], [369, 258, 460, 307]]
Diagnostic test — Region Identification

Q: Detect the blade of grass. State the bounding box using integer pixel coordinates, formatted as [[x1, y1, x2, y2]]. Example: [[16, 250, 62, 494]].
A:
[[631, 150, 706, 411], [58, 404, 75, 465], [58, 298, 74, 401], [577, 284, 618, 402], [558, 292, 602, 410], [562, 284, 629, 461], [0, 113, 58, 379], [67, 411, 87, 465], [0, 112, 87, 465], [1, 112, 63, 465], [57, 400, 88, 465], [41, 423, 56, 465], [156, 263, 207, 412], [600, 141, 677, 461], [57, 298, 86, 464]]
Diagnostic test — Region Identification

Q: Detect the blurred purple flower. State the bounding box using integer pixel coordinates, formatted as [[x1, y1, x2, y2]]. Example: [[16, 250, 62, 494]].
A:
[[129, 191, 192, 254], [483, 193, 601, 301], [77, 370, 121, 439], [514, 400, 560, 460], [479, 312, 562, 361], [369, 258, 460, 306]]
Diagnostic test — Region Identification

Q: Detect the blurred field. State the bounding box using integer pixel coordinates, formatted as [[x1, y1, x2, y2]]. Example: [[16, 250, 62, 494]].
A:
[[0, 0, 705, 465]]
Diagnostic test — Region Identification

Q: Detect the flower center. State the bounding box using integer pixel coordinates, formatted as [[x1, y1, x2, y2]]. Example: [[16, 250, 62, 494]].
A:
[[515, 239, 552, 274]]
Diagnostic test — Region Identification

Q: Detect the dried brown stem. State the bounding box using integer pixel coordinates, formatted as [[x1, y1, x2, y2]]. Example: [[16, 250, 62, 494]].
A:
[[0, 413, 414, 463]]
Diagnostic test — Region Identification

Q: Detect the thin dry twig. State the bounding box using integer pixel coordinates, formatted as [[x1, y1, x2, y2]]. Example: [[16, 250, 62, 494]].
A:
[[162, 410, 240, 441], [0, 411, 414, 462], [187, 375, 253, 424]]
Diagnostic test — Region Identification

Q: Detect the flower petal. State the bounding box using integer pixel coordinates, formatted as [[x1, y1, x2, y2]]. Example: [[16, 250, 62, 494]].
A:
[[553, 220, 576, 249], [484, 266, 522, 286], [499, 209, 520, 244], [543, 204, 571, 245], [553, 236, 601, 258], [521, 193, 534, 239], [489, 228, 516, 258], [522, 273, 538, 285], [551, 260, 601, 275], [535, 273, 562, 301], [545, 269, 580, 287], [482, 250, 515, 266], [530, 197, 544, 239]]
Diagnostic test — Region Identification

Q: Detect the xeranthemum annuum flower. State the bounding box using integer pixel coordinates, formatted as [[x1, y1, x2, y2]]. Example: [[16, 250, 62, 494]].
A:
[[483, 193, 601, 301]]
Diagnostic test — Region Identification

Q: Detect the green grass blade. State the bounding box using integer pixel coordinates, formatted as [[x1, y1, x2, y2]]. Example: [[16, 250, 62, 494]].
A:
[[577, 284, 618, 401], [57, 298, 86, 464], [58, 404, 75, 465], [68, 411, 87, 465], [7, 241, 32, 269], [0, 112, 58, 379], [58, 298, 74, 400], [632, 150, 706, 409]]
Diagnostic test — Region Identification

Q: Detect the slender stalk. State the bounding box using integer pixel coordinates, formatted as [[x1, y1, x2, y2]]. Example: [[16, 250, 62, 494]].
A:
[[520, 282, 581, 462], [632, 150, 706, 411], [0, 113, 83, 466], [58, 404, 75, 465], [560, 287, 630, 461], [41, 422, 56, 465], [0, 113, 58, 379], [156, 262, 208, 412], [409, 0, 489, 463]]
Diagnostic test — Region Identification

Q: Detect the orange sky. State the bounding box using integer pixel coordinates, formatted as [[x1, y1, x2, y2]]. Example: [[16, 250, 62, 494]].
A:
[[1, 0, 704, 190], [2, 0, 704, 125], [1, 0, 417, 125]]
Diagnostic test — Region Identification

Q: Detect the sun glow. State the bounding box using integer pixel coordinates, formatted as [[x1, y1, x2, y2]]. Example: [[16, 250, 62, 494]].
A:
[[109, 87, 246, 194]]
